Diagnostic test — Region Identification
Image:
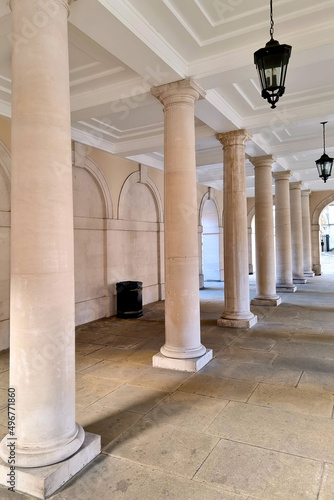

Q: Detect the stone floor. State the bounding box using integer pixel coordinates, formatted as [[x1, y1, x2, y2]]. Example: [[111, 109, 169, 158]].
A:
[[1, 255, 334, 499]]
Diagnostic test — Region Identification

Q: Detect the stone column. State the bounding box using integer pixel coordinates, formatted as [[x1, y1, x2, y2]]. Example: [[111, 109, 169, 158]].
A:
[[0, 0, 100, 492], [248, 226, 254, 274], [290, 182, 307, 284], [199, 225, 204, 289], [219, 226, 224, 281], [301, 190, 315, 277], [250, 156, 281, 306], [312, 224, 322, 275], [273, 172, 296, 292], [216, 130, 257, 328], [151, 79, 212, 371]]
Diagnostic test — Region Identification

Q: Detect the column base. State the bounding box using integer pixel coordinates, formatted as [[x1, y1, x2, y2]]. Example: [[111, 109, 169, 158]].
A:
[[217, 314, 257, 329], [152, 349, 213, 372], [313, 265, 321, 276], [293, 277, 307, 284], [304, 271, 315, 277], [276, 283, 297, 293], [0, 423, 85, 468], [0, 432, 100, 499], [251, 297, 281, 306]]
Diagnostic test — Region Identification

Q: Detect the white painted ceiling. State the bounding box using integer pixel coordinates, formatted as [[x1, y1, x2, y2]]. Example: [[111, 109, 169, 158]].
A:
[[1, 0, 334, 196]]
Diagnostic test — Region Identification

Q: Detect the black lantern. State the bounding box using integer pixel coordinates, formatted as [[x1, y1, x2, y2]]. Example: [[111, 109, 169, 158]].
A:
[[254, 0, 292, 109], [316, 121, 333, 183]]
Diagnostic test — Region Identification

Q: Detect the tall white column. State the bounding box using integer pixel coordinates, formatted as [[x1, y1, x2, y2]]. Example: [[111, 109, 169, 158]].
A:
[[199, 225, 204, 289], [273, 172, 296, 292], [251, 156, 281, 306], [290, 182, 307, 284], [301, 190, 315, 277], [151, 79, 212, 371], [219, 226, 224, 281], [0, 4, 100, 494], [312, 223, 322, 275], [216, 131, 257, 328], [248, 226, 254, 274]]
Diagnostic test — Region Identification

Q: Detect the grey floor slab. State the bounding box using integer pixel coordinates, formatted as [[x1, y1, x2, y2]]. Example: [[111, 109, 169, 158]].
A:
[[75, 374, 123, 407], [96, 384, 169, 414], [52, 454, 250, 500], [178, 373, 257, 402], [79, 359, 151, 381], [298, 371, 334, 391], [130, 366, 193, 392], [248, 382, 334, 417], [216, 347, 277, 365], [318, 463, 334, 500], [105, 419, 220, 478], [207, 401, 334, 463], [77, 404, 142, 448], [200, 358, 301, 386], [195, 439, 322, 500], [145, 391, 228, 431]]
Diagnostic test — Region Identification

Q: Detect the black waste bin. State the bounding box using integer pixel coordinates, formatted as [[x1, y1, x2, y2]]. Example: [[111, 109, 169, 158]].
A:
[[116, 281, 143, 318]]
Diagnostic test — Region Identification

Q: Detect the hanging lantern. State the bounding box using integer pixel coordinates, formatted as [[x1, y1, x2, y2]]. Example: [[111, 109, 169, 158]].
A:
[[316, 122, 333, 183], [254, 0, 292, 109]]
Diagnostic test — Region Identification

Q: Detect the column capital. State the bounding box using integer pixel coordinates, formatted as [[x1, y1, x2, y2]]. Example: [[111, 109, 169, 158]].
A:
[[301, 189, 312, 197], [273, 170, 292, 182], [151, 78, 205, 106], [216, 129, 251, 148], [290, 181, 303, 190], [10, 0, 74, 16], [250, 155, 275, 169]]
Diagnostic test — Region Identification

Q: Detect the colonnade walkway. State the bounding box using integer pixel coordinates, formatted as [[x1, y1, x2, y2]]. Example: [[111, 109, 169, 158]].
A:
[[1, 262, 334, 499]]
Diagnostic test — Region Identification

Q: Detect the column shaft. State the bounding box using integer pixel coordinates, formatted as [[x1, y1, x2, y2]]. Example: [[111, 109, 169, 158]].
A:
[[0, 0, 86, 468], [312, 224, 322, 275], [273, 172, 296, 292], [216, 131, 257, 328], [251, 156, 281, 306], [151, 79, 212, 371], [290, 182, 307, 284], [301, 190, 315, 277]]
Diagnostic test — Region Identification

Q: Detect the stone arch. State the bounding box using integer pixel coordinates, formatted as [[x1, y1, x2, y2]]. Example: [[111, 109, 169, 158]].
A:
[[312, 193, 334, 225], [311, 192, 334, 275], [199, 190, 222, 227], [118, 170, 163, 222], [73, 153, 113, 219]]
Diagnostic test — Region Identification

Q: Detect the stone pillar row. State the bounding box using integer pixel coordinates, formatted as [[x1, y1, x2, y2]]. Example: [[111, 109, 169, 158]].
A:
[[290, 182, 307, 284], [301, 190, 315, 277], [273, 171, 297, 292]]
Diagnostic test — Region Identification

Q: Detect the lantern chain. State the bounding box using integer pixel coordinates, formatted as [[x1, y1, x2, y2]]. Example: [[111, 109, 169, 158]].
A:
[[270, 0, 274, 39], [322, 122, 328, 154]]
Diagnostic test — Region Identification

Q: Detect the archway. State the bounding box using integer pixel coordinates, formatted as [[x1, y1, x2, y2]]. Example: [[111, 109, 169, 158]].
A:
[[201, 199, 220, 281], [319, 201, 334, 274], [312, 193, 334, 275]]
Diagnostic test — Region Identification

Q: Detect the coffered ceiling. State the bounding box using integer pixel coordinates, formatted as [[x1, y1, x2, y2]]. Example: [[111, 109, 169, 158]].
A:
[[0, 0, 334, 196]]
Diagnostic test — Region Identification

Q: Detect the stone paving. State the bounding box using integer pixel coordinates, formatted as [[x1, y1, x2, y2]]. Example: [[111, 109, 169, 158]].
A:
[[1, 257, 334, 499]]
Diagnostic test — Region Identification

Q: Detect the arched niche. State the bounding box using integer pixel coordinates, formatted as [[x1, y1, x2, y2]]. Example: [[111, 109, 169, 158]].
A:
[[199, 191, 222, 282], [118, 171, 163, 223], [72, 155, 113, 219]]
